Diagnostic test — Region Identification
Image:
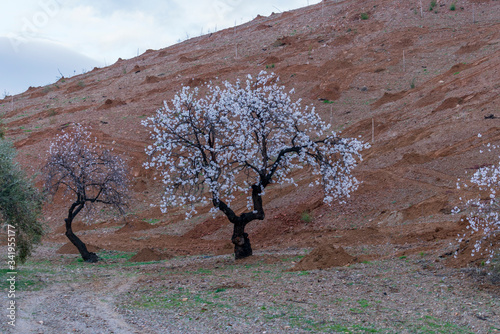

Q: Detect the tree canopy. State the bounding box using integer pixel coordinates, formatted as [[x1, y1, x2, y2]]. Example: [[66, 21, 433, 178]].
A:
[[44, 124, 129, 262], [144, 72, 369, 258]]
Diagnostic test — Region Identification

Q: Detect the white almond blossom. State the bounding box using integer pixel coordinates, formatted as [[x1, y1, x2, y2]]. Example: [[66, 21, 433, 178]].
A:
[[144, 72, 369, 258], [455, 144, 500, 264], [44, 124, 129, 262]]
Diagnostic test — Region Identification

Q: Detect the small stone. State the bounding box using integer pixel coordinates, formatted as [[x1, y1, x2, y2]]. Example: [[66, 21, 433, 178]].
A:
[[361, 86, 368, 91]]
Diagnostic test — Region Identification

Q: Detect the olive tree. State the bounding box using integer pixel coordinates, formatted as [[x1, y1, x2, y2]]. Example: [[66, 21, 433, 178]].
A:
[[0, 139, 44, 263], [44, 125, 128, 262], [144, 72, 369, 259]]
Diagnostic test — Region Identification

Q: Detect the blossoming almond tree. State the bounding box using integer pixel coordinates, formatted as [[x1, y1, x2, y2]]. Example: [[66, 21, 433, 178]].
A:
[[144, 72, 369, 259], [44, 125, 129, 262], [456, 150, 500, 263]]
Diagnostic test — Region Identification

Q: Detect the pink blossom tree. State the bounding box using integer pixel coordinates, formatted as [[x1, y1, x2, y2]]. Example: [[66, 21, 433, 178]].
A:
[[44, 125, 129, 262], [144, 72, 369, 259]]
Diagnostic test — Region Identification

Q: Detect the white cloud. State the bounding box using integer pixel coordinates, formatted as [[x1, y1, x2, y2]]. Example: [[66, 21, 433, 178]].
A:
[[0, 0, 321, 95], [0, 37, 99, 96]]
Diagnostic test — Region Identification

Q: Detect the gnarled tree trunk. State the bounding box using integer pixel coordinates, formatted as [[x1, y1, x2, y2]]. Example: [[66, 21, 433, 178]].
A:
[[232, 222, 252, 259], [65, 201, 99, 263], [216, 184, 264, 260]]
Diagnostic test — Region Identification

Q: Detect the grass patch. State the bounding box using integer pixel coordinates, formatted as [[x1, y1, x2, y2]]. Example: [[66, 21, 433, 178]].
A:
[[98, 250, 135, 261], [0, 268, 48, 292], [128, 288, 233, 311], [143, 218, 161, 225], [357, 299, 370, 308], [410, 315, 474, 333]]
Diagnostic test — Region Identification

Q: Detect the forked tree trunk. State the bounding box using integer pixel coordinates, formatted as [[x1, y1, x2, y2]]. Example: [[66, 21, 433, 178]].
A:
[[64, 202, 99, 263], [216, 184, 264, 260]]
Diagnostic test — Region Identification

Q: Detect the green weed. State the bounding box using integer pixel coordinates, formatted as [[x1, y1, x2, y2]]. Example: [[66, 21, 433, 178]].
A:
[[410, 77, 416, 89], [429, 0, 437, 11], [410, 315, 474, 333], [98, 250, 135, 261], [300, 211, 312, 223], [143, 218, 161, 225]]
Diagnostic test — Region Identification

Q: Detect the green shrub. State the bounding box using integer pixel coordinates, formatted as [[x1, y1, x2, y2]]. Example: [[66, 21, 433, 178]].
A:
[[429, 0, 437, 11], [300, 211, 313, 223], [410, 78, 416, 89], [0, 139, 44, 263]]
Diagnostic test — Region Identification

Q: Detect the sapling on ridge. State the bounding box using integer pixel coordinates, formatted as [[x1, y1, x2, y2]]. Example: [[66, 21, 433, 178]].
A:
[[44, 124, 128, 262], [144, 72, 369, 259]]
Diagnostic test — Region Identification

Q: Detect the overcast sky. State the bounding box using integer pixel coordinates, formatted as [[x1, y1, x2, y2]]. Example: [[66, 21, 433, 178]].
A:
[[0, 0, 320, 96]]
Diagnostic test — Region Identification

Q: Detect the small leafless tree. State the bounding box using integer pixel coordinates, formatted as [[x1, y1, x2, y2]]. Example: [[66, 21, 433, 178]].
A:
[[44, 124, 128, 262]]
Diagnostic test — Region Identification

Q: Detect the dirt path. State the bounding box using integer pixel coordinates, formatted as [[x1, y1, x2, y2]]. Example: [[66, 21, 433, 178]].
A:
[[13, 269, 142, 334], [3, 249, 498, 334]]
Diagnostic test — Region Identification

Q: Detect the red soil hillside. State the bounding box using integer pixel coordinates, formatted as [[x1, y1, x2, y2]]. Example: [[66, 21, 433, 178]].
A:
[[1, 0, 499, 266]]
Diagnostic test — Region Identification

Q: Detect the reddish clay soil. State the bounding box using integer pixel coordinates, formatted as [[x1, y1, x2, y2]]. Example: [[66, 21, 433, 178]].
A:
[[56, 242, 101, 255], [1, 0, 499, 268], [289, 245, 357, 271], [127, 248, 173, 262]]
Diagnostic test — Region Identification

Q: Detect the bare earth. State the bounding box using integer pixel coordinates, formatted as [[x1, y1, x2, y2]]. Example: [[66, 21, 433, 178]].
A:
[[1, 0, 500, 332]]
